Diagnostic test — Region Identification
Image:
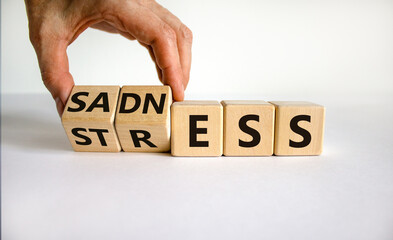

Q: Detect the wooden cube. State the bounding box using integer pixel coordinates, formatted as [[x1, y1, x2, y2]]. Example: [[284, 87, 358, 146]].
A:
[[62, 85, 121, 152], [115, 86, 172, 152], [222, 100, 275, 156], [269, 101, 325, 155], [171, 101, 223, 157]]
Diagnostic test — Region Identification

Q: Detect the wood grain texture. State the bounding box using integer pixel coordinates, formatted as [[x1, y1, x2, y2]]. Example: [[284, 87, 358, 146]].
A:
[[62, 85, 121, 152], [115, 86, 172, 152], [269, 101, 325, 156], [222, 100, 275, 156], [171, 101, 223, 157]]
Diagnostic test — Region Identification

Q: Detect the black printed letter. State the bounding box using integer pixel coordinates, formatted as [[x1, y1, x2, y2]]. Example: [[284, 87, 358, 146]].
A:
[[119, 93, 141, 113], [68, 92, 88, 112], [189, 115, 208, 147], [89, 129, 109, 146], [289, 115, 311, 148], [129, 130, 157, 148], [72, 128, 91, 145], [86, 93, 109, 112], [239, 114, 261, 148], [143, 93, 166, 114]]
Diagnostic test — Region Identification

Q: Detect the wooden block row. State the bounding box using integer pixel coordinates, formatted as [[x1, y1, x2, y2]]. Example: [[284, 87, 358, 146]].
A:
[[62, 86, 325, 156]]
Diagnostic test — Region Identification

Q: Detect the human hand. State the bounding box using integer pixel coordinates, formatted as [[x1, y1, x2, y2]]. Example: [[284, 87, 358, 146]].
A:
[[25, 0, 192, 116]]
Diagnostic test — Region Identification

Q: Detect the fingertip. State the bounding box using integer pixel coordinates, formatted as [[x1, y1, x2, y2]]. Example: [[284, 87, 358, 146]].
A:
[[170, 82, 184, 102], [46, 74, 74, 118], [55, 97, 65, 118], [59, 82, 74, 106]]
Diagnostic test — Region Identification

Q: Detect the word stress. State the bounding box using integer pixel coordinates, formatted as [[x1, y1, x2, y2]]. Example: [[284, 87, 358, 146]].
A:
[[62, 85, 325, 156]]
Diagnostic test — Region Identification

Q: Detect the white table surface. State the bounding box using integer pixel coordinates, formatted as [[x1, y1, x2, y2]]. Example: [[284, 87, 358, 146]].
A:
[[2, 93, 393, 240]]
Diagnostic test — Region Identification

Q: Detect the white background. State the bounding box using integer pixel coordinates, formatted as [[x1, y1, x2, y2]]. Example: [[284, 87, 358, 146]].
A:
[[2, 0, 393, 99], [2, 0, 393, 240], [2, 95, 393, 240]]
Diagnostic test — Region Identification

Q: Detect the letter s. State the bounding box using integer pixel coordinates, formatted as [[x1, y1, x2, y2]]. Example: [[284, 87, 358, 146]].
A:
[[289, 115, 311, 148]]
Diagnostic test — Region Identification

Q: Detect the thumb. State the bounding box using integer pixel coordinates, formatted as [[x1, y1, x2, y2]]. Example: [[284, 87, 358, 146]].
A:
[[35, 40, 74, 117]]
